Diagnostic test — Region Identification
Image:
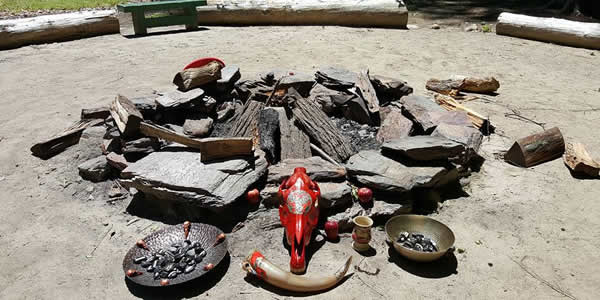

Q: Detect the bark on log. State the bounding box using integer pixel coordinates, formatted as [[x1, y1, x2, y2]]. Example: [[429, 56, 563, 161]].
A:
[[356, 69, 379, 115], [81, 107, 110, 120], [172, 61, 223, 91], [426, 77, 500, 95], [461, 76, 500, 93], [273, 107, 311, 160], [197, 0, 408, 28], [109, 94, 143, 138], [285, 88, 354, 163], [229, 100, 265, 141], [0, 10, 118, 50], [563, 142, 600, 177], [505, 127, 565, 167], [30, 119, 102, 159], [139, 122, 253, 161], [425, 79, 465, 96], [496, 12, 600, 50]]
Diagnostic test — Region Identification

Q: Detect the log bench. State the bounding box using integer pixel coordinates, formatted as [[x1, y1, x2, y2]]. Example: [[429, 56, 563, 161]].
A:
[[117, 0, 207, 35]]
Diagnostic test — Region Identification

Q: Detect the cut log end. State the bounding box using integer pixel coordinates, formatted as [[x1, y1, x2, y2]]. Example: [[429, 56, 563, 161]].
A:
[[504, 127, 565, 167]]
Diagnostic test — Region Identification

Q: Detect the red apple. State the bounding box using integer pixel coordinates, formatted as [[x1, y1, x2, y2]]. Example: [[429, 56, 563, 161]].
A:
[[247, 189, 260, 204], [357, 187, 373, 203], [324, 220, 339, 240]]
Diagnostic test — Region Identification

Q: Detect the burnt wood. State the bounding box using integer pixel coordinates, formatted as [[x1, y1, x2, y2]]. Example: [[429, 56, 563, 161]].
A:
[[505, 127, 565, 167], [258, 108, 280, 162], [285, 88, 354, 163], [274, 107, 311, 160], [229, 100, 265, 139]]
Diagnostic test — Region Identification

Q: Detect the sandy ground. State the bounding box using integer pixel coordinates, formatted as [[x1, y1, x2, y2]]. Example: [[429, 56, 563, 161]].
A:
[[1, 24, 599, 300]]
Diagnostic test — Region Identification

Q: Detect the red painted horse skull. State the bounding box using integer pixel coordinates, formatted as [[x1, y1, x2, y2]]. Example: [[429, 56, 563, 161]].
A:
[[279, 167, 320, 274]]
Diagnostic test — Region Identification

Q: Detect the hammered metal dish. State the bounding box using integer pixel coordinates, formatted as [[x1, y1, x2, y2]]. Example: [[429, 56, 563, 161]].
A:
[[385, 215, 455, 262], [123, 222, 228, 287]]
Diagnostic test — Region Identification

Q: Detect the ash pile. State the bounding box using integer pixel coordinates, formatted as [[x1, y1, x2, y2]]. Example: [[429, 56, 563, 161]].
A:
[[31, 61, 491, 230]]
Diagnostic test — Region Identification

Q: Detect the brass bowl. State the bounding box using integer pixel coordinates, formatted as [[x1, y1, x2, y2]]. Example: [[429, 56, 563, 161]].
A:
[[385, 215, 455, 262]]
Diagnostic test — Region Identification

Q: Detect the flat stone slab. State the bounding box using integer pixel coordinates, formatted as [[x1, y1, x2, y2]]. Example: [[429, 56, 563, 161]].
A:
[[260, 181, 352, 209], [382, 135, 464, 161], [120, 151, 267, 211], [400, 95, 446, 133], [267, 156, 347, 184], [156, 89, 204, 109], [346, 150, 457, 192], [78, 155, 111, 182]]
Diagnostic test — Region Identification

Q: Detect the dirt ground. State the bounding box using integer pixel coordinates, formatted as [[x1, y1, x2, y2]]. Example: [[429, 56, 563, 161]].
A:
[[1, 22, 599, 300]]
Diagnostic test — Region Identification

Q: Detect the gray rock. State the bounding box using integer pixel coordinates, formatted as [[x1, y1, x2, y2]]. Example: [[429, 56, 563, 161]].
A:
[[346, 150, 458, 192], [216, 65, 241, 91], [381, 135, 464, 161], [278, 72, 315, 96], [122, 137, 160, 155], [130, 96, 158, 116], [315, 66, 358, 89], [330, 200, 412, 232], [369, 75, 413, 104], [183, 117, 213, 137], [120, 151, 268, 211], [319, 181, 352, 208], [216, 102, 236, 122], [78, 156, 111, 182], [310, 83, 349, 114], [377, 105, 413, 143], [267, 156, 347, 184], [431, 23, 441, 29], [399, 95, 446, 133], [432, 123, 483, 153], [156, 89, 204, 109]]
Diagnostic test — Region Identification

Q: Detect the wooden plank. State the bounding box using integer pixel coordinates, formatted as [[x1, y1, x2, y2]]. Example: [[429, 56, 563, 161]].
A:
[[504, 127, 565, 168], [285, 88, 354, 163], [30, 119, 102, 159], [434, 94, 489, 130], [356, 69, 379, 116], [563, 142, 600, 177], [496, 12, 600, 50], [109, 94, 143, 137], [139, 122, 253, 161]]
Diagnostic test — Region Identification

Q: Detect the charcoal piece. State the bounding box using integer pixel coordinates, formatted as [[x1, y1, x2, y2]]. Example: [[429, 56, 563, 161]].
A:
[[258, 108, 280, 163]]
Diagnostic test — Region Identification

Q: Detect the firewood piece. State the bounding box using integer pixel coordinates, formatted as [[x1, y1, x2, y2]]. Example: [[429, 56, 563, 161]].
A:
[[426, 78, 465, 96], [109, 95, 143, 137], [356, 69, 379, 115], [399, 95, 446, 134], [285, 88, 354, 163], [229, 100, 265, 139], [461, 76, 500, 93], [106, 152, 129, 171], [30, 119, 100, 159], [377, 105, 413, 143], [258, 108, 280, 162], [434, 94, 490, 129], [172, 61, 223, 91], [504, 127, 565, 167], [156, 89, 204, 109], [563, 142, 600, 177], [139, 122, 253, 161], [370, 75, 413, 103], [496, 12, 600, 50], [273, 107, 311, 160], [81, 107, 110, 120]]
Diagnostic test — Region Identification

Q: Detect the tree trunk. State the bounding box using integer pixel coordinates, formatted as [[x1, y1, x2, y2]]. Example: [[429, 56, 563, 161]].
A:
[[496, 12, 600, 50]]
